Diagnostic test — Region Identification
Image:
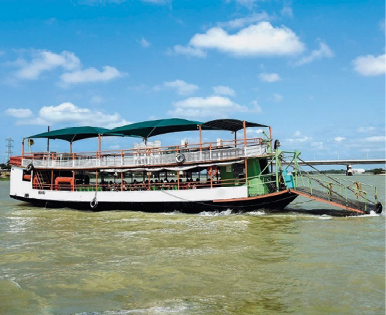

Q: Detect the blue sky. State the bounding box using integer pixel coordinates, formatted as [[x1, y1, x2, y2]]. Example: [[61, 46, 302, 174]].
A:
[[1, 0, 385, 164]]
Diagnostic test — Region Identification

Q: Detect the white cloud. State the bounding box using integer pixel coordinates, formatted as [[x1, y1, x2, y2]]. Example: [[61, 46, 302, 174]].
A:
[[168, 96, 249, 118], [212, 85, 236, 96], [311, 141, 323, 150], [141, 0, 170, 4], [334, 137, 345, 142], [10, 49, 125, 85], [140, 37, 151, 48], [174, 22, 305, 58], [357, 126, 375, 133], [259, 72, 281, 82], [172, 45, 207, 58], [380, 19, 385, 32], [353, 54, 386, 76], [294, 41, 333, 66], [229, 0, 259, 10], [16, 117, 49, 126], [154, 80, 199, 95], [272, 93, 283, 103], [80, 0, 126, 5], [60, 66, 124, 84], [81, 0, 170, 4], [10, 102, 129, 129], [285, 130, 311, 143], [14, 50, 81, 80], [250, 100, 262, 113], [90, 96, 104, 104], [5, 108, 33, 119], [365, 136, 386, 142], [217, 12, 270, 29], [281, 6, 293, 18]]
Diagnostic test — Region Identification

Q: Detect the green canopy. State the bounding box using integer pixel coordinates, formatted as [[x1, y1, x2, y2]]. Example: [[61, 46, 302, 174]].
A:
[[203, 119, 269, 132], [108, 118, 204, 139], [28, 126, 114, 142]]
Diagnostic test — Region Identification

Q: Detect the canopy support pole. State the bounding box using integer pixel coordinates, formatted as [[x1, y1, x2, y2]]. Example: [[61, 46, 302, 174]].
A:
[[243, 121, 248, 186], [234, 131, 237, 147], [22, 138, 25, 159], [198, 125, 202, 150], [47, 126, 50, 152], [69, 142, 72, 154], [98, 134, 101, 156]]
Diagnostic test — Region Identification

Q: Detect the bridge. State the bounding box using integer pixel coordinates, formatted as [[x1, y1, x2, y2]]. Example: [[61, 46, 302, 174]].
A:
[[298, 159, 385, 166]]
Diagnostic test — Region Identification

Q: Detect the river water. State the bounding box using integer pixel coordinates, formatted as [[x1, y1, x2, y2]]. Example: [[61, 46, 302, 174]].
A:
[[0, 175, 385, 315]]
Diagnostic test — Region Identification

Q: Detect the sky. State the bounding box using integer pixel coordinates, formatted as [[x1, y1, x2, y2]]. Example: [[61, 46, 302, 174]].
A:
[[0, 0, 385, 165]]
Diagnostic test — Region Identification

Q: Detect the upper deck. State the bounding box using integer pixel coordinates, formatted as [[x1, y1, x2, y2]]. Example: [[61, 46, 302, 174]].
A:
[[11, 137, 271, 170]]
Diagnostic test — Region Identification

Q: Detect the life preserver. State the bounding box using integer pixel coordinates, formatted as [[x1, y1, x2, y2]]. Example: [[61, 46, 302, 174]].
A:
[[176, 153, 185, 164], [26, 163, 34, 172], [207, 166, 218, 176], [375, 202, 383, 214], [90, 197, 98, 209]]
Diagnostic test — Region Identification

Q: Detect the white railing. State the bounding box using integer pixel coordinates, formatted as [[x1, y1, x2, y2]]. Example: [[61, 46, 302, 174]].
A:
[[20, 138, 269, 169]]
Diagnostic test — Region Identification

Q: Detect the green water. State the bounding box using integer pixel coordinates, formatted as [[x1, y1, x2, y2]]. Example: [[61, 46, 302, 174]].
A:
[[0, 176, 385, 314]]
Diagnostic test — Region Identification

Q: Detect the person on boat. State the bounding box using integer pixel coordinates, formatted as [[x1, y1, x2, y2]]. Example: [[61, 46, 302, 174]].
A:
[[131, 179, 138, 191], [162, 178, 169, 190]]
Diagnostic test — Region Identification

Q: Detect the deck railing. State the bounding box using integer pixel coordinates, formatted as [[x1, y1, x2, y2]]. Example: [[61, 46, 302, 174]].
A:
[[19, 137, 269, 169]]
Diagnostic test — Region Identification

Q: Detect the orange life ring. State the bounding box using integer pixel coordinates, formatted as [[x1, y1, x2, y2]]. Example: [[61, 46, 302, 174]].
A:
[[207, 166, 218, 176]]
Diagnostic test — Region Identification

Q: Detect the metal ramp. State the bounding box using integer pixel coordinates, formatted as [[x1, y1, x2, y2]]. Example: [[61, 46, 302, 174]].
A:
[[290, 186, 381, 215], [277, 153, 382, 216]]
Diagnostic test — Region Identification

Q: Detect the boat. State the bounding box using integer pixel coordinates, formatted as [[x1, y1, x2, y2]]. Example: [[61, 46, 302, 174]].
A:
[[9, 118, 383, 216]]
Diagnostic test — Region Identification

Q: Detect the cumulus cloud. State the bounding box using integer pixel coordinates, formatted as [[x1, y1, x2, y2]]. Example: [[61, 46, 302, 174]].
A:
[[173, 22, 305, 58], [168, 96, 249, 118], [380, 19, 385, 32], [8, 102, 129, 129], [259, 72, 281, 82], [5, 108, 33, 119], [172, 45, 207, 58], [229, 0, 259, 10], [272, 93, 283, 103], [154, 80, 199, 95], [13, 50, 81, 80], [365, 136, 386, 142], [217, 12, 270, 29], [293, 41, 333, 66], [140, 37, 151, 48], [249, 100, 262, 113], [212, 85, 236, 96], [10, 49, 125, 85], [80, 0, 126, 5], [60, 66, 124, 84], [357, 126, 375, 133], [353, 53, 386, 76], [285, 130, 311, 143], [281, 6, 293, 18], [334, 137, 345, 142]]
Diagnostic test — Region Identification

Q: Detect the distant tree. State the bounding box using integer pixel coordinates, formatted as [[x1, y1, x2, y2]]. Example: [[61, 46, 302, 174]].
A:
[[372, 168, 385, 175], [0, 162, 11, 170]]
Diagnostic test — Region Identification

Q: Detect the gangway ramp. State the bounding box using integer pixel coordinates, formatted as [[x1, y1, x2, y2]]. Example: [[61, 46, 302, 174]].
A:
[[290, 187, 382, 215]]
